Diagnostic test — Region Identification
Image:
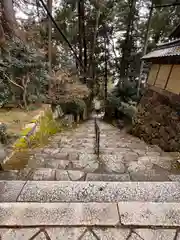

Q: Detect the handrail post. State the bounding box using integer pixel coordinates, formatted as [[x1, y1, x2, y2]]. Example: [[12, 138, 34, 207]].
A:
[[94, 117, 100, 158]]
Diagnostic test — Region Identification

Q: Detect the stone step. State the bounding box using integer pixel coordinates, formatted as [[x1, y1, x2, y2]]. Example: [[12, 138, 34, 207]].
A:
[[1, 201, 180, 227], [29, 153, 127, 173], [0, 227, 177, 240], [168, 175, 180, 181], [1, 181, 180, 202], [0, 168, 131, 181]]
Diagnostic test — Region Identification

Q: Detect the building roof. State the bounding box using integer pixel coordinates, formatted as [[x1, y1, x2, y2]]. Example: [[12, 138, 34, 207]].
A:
[[142, 38, 180, 60]]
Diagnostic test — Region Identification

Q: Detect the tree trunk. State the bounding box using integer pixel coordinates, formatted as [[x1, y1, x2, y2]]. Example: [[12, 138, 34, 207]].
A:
[[1, 0, 22, 38], [47, 0, 52, 96], [137, 2, 153, 97], [104, 35, 108, 102], [48, 0, 52, 75], [78, 0, 83, 72], [81, 0, 87, 83], [120, 0, 136, 85], [0, 20, 5, 45], [89, 8, 100, 80]]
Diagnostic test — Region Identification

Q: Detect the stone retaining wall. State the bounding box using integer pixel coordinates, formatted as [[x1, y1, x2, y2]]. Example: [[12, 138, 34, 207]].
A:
[[132, 86, 180, 152]]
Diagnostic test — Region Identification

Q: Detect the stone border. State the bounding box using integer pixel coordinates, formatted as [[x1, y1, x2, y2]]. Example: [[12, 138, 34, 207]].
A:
[[1, 181, 180, 203], [1, 201, 180, 227]]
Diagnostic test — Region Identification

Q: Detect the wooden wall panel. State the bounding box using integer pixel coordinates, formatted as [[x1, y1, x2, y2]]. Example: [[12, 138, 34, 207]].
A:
[[147, 64, 159, 85], [155, 64, 172, 89], [166, 65, 180, 94]]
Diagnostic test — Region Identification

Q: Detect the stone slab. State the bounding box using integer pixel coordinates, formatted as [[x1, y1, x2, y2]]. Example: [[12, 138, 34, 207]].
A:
[[68, 170, 85, 180], [135, 229, 176, 240], [47, 227, 86, 240], [72, 154, 99, 171], [118, 202, 180, 226], [55, 170, 85, 181], [17, 168, 32, 180], [46, 160, 70, 169], [130, 170, 170, 181], [17, 181, 180, 202], [81, 231, 96, 240], [93, 228, 130, 239], [101, 154, 125, 173], [151, 156, 173, 170], [0, 181, 25, 202], [33, 232, 47, 239], [30, 168, 55, 180], [86, 173, 130, 181], [0, 169, 31, 181], [55, 170, 70, 180], [0, 228, 40, 239], [123, 152, 138, 162], [60, 148, 93, 153], [0, 171, 18, 180], [53, 152, 69, 159], [169, 175, 180, 181], [176, 232, 180, 240], [0, 202, 119, 226], [129, 233, 143, 240]]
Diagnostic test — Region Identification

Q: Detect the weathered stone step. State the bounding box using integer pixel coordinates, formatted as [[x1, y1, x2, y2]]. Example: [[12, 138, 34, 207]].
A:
[[0, 202, 119, 226], [0, 169, 131, 181], [1, 201, 180, 227], [0, 227, 177, 240], [29, 153, 127, 173], [168, 175, 180, 181], [1, 181, 180, 202]]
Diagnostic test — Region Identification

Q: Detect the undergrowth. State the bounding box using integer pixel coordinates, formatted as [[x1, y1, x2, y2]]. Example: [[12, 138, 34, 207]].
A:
[[14, 110, 63, 150]]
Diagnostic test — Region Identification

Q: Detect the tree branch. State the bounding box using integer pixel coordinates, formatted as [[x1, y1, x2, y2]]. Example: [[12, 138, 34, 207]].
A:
[[154, 3, 180, 8], [3, 73, 24, 90]]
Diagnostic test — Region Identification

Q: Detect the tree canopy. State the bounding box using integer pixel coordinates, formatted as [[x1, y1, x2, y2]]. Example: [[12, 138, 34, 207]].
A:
[[0, 0, 179, 107]]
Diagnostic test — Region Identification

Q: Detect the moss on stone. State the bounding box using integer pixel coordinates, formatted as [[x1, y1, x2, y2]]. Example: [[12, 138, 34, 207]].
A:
[[20, 127, 32, 136], [14, 109, 63, 150]]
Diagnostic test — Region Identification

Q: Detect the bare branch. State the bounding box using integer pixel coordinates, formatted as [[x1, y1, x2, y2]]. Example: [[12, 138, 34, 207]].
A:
[[3, 73, 24, 90]]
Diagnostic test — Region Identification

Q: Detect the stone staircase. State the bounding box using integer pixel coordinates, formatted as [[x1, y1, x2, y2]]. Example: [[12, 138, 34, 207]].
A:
[[1, 119, 180, 239]]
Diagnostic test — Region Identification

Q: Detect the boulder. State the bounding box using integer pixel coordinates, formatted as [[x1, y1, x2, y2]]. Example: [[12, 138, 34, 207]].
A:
[[52, 105, 64, 120], [64, 114, 74, 126]]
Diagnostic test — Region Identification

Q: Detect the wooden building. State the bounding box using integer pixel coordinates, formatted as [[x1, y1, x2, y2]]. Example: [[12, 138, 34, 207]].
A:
[[132, 27, 180, 152], [143, 38, 180, 94]]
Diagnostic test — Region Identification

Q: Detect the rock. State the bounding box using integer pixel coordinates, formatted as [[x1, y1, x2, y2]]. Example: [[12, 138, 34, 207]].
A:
[[64, 114, 74, 126], [52, 105, 64, 120], [117, 120, 124, 129]]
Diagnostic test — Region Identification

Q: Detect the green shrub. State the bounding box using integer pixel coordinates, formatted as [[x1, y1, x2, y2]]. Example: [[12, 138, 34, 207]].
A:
[[60, 99, 86, 116], [118, 102, 137, 120], [105, 81, 142, 121], [0, 38, 48, 106]]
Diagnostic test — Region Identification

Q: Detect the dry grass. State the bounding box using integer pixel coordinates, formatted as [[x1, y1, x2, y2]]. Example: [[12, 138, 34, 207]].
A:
[[0, 105, 43, 135]]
